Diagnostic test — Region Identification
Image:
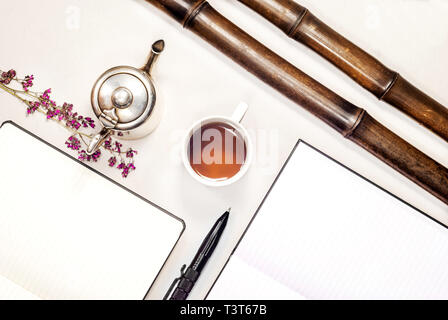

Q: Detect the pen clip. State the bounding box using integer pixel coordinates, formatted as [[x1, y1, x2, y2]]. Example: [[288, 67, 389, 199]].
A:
[[163, 264, 187, 300]]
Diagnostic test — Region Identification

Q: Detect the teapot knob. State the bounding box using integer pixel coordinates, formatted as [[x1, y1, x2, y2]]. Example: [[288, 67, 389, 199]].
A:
[[112, 87, 133, 109]]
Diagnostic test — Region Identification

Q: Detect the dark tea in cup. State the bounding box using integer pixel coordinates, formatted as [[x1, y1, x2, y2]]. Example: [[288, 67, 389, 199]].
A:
[[187, 122, 247, 181], [183, 103, 252, 186]]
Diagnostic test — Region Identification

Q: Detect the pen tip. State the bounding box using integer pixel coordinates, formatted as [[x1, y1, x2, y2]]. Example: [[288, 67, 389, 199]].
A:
[[227, 207, 231, 213], [220, 209, 230, 221]]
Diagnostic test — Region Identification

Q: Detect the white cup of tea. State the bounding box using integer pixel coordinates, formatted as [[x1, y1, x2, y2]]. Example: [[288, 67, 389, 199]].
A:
[[182, 102, 253, 187]]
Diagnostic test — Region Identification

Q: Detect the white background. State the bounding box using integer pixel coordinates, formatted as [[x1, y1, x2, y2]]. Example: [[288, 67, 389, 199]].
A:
[[0, 0, 447, 299]]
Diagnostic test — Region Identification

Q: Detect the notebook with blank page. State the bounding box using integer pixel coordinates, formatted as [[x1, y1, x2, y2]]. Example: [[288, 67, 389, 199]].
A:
[[208, 141, 448, 300], [0, 122, 184, 300]]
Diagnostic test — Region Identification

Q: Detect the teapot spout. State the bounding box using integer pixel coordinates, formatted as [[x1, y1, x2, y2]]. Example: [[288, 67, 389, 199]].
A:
[[142, 39, 165, 75]]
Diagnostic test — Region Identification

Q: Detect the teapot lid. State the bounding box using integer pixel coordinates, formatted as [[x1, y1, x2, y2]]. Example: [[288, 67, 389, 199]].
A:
[[91, 66, 156, 131]]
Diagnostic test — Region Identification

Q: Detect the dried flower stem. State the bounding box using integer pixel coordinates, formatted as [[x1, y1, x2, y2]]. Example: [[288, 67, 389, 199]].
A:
[[0, 69, 137, 178]]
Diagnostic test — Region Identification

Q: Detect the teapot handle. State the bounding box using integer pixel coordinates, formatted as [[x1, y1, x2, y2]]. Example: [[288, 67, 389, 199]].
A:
[[86, 128, 111, 155]]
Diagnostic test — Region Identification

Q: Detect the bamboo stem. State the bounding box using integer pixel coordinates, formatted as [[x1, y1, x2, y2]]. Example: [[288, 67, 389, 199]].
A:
[[145, 0, 448, 205], [237, 0, 448, 142]]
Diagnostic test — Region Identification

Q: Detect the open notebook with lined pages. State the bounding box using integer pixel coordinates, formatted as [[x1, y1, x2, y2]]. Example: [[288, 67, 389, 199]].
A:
[[208, 141, 448, 300], [0, 122, 184, 300]]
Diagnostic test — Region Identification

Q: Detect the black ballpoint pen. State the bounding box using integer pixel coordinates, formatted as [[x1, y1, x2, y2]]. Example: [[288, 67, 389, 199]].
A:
[[164, 208, 230, 300]]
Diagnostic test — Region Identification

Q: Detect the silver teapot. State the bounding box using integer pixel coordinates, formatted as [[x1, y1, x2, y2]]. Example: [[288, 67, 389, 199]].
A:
[[87, 40, 165, 155]]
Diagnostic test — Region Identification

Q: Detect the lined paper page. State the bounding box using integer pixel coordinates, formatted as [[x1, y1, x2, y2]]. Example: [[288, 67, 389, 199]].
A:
[[209, 142, 448, 300], [0, 123, 183, 300]]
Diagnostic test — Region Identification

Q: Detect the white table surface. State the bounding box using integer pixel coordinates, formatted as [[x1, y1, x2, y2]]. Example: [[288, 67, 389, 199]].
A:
[[0, 0, 447, 300]]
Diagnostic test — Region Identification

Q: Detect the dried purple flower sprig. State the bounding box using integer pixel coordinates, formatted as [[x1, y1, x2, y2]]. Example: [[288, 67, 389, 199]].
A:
[[0, 69, 137, 178]]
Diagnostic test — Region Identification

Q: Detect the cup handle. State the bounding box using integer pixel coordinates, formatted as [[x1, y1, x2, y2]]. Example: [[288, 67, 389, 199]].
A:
[[231, 102, 249, 123], [87, 128, 111, 155]]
